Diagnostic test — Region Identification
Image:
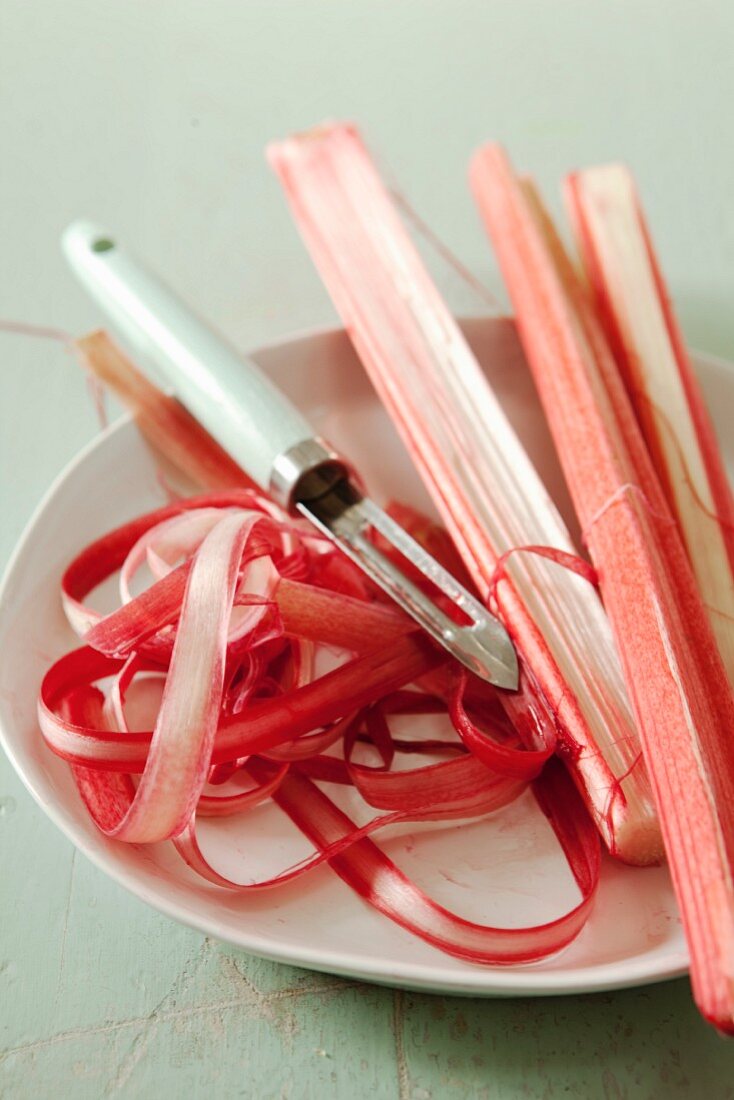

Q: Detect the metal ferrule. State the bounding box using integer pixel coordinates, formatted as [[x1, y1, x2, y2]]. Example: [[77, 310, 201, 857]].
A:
[[269, 437, 352, 511]]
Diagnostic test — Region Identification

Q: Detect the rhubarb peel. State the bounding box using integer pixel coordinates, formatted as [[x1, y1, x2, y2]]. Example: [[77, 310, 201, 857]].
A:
[[39, 492, 601, 965]]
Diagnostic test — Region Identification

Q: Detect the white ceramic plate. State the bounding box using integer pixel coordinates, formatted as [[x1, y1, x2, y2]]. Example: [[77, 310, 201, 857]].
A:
[[4, 317, 731, 996]]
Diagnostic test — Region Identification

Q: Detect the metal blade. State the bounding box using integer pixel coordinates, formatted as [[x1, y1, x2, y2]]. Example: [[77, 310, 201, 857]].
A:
[[298, 478, 519, 690]]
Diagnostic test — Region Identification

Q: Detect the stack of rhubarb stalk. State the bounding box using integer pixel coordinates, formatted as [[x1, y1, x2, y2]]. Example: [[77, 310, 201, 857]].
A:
[[45, 123, 734, 1033], [270, 125, 734, 1032]]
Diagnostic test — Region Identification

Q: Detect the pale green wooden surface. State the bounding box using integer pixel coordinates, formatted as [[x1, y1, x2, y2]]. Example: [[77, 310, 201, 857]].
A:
[[2, 1, 734, 1096]]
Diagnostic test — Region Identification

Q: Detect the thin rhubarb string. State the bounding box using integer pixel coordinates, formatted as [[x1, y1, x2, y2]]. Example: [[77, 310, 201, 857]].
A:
[[619, 389, 734, 538], [486, 545, 598, 607], [580, 482, 677, 548], [39, 493, 603, 965], [0, 319, 109, 428], [387, 187, 505, 314]]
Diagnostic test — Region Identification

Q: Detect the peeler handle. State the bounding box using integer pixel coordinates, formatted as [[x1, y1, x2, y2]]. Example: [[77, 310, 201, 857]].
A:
[[62, 221, 331, 500]]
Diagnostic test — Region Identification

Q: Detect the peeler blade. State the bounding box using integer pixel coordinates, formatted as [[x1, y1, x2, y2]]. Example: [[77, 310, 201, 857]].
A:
[[298, 478, 519, 690]]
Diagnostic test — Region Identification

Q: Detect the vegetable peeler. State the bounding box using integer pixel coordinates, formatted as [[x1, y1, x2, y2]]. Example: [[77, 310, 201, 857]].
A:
[[61, 221, 518, 689]]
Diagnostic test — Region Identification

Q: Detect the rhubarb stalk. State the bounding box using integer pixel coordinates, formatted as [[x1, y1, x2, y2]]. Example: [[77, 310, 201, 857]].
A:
[[470, 144, 734, 1032], [564, 165, 734, 680], [268, 123, 661, 865]]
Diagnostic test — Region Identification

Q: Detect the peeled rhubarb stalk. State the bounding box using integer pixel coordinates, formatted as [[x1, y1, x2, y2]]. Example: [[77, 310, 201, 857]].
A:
[[564, 165, 734, 681], [268, 122, 661, 866], [471, 143, 734, 1033]]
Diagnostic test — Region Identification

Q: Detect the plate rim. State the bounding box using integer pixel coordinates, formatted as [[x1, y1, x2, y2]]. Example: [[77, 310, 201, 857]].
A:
[[3, 320, 724, 997]]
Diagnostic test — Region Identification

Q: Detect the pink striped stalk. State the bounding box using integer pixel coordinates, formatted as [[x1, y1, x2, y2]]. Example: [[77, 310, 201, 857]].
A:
[[268, 123, 661, 866], [470, 144, 734, 1033], [564, 165, 734, 680]]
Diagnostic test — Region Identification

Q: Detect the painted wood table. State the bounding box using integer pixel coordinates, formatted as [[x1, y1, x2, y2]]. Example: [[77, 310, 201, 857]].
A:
[[3, 2, 734, 1095]]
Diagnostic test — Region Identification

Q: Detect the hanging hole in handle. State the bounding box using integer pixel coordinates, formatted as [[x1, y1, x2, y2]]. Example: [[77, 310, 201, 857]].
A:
[[92, 237, 116, 253]]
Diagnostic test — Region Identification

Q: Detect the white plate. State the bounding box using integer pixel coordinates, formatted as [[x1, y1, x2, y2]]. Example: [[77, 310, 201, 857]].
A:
[[4, 316, 732, 997]]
